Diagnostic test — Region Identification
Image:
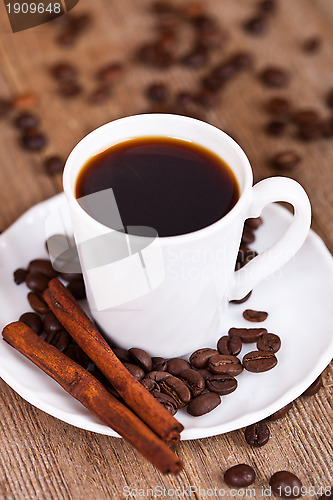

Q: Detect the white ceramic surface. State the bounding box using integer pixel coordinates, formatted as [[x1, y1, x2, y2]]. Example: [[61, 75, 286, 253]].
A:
[[63, 114, 311, 357], [0, 194, 332, 440]]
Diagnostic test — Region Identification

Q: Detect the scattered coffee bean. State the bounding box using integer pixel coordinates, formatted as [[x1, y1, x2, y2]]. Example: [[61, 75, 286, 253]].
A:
[[96, 62, 124, 84], [241, 227, 255, 245], [43, 310, 63, 334], [212, 60, 237, 82], [151, 356, 168, 371], [175, 91, 195, 109], [266, 96, 291, 115], [51, 62, 78, 82], [145, 83, 169, 102], [69, 12, 93, 34], [13, 93, 37, 110], [14, 268, 28, 284], [28, 259, 57, 278], [325, 89, 333, 109], [259, 0, 277, 14], [269, 471, 303, 498], [44, 155, 64, 175], [0, 98, 11, 118], [224, 463, 256, 488], [257, 332, 281, 353], [27, 292, 49, 315], [245, 421, 270, 447], [259, 67, 289, 87], [19, 312, 43, 335], [14, 112, 39, 130], [25, 271, 50, 293], [58, 81, 83, 98], [123, 362, 145, 381], [112, 347, 130, 363], [229, 291, 252, 304], [208, 354, 243, 376], [297, 122, 323, 141], [270, 151, 301, 170], [152, 390, 178, 415], [87, 86, 111, 105], [243, 15, 267, 35], [190, 348, 218, 368], [269, 402, 293, 421], [229, 327, 267, 343], [178, 368, 205, 397], [302, 36, 321, 54], [181, 45, 208, 68], [206, 374, 237, 395], [187, 391, 221, 416], [292, 109, 320, 125], [230, 52, 254, 70], [242, 350, 277, 372], [46, 329, 71, 352], [56, 31, 76, 47], [322, 116, 333, 138], [302, 374, 323, 396], [195, 88, 219, 108], [217, 335, 242, 356], [167, 358, 191, 376], [180, 2, 204, 19], [265, 120, 287, 136], [21, 131, 47, 151], [159, 375, 191, 408], [129, 348, 153, 372], [243, 309, 268, 322]]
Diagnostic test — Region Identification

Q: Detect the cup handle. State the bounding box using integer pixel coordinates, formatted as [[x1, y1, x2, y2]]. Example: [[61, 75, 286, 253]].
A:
[[229, 177, 311, 300]]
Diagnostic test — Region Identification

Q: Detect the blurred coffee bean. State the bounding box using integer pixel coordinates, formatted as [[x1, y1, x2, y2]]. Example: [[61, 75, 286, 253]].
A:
[[265, 120, 287, 136], [67, 279, 86, 300], [269, 471, 302, 498], [159, 375, 191, 408], [297, 122, 323, 141], [178, 368, 205, 397], [87, 86, 111, 105], [43, 310, 63, 334], [167, 358, 191, 376], [259, 67, 289, 87], [58, 82, 83, 98], [212, 61, 237, 82], [325, 89, 333, 109], [137, 43, 174, 69], [243, 15, 267, 35], [302, 374, 323, 396], [206, 374, 237, 395], [19, 312, 43, 335], [302, 36, 321, 54], [13, 93, 37, 110], [69, 13, 93, 34], [195, 88, 219, 108], [112, 347, 130, 363], [151, 1, 175, 15], [56, 31, 76, 47], [208, 354, 243, 376], [191, 14, 216, 32], [259, 0, 277, 13], [145, 83, 169, 102], [180, 2, 204, 20], [270, 151, 301, 170], [245, 421, 270, 447], [28, 259, 57, 278], [151, 356, 168, 371], [25, 272, 49, 292], [152, 390, 178, 415], [181, 45, 208, 68], [175, 91, 195, 108], [266, 96, 291, 115], [14, 112, 39, 130], [322, 116, 333, 138], [27, 292, 49, 315], [257, 332, 281, 353], [268, 402, 293, 421], [129, 348, 153, 372], [51, 62, 78, 82], [21, 131, 47, 151], [190, 348, 218, 368], [187, 392, 221, 416], [217, 335, 242, 356], [229, 327, 267, 343], [201, 75, 224, 92], [292, 109, 319, 125], [224, 463, 256, 488], [243, 350, 277, 372], [123, 363, 145, 381], [230, 52, 254, 70], [0, 98, 11, 118], [14, 268, 28, 284], [44, 156, 64, 175], [97, 62, 124, 84]]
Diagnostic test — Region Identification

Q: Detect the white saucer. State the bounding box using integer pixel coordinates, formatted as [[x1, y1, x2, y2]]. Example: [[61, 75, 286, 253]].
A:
[[0, 194, 332, 440]]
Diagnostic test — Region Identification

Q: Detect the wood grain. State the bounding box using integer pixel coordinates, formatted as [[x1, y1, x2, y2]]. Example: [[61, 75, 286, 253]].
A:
[[0, 0, 332, 498]]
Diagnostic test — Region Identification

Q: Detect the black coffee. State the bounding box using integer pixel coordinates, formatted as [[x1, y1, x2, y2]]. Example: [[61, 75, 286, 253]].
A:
[[75, 137, 239, 237]]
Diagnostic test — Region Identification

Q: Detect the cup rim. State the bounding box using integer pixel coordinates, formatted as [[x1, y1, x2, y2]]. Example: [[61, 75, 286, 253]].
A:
[[63, 113, 253, 244]]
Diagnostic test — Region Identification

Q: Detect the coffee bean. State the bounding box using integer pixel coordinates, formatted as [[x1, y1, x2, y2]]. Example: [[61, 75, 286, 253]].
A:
[[266, 96, 291, 115], [196, 368, 212, 380], [123, 362, 145, 381], [145, 83, 169, 102], [197, 28, 226, 49], [229, 327, 267, 343], [325, 89, 333, 109], [292, 109, 320, 126], [217, 335, 242, 356], [212, 61, 237, 82], [206, 374, 237, 395], [96, 62, 124, 84], [191, 14, 216, 32], [25, 271, 50, 293], [58, 82, 83, 98], [19, 312, 43, 335], [208, 354, 243, 376], [229, 52, 254, 70], [242, 350, 277, 372], [137, 43, 174, 69], [224, 464, 256, 487], [257, 332, 281, 353], [46, 329, 71, 352], [28, 259, 57, 279], [0, 98, 11, 118], [21, 131, 47, 151], [302, 374, 323, 396], [195, 88, 219, 108], [151, 1, 175, 15], [270, 151, 301, 170], [201, 75, 224, 92], [181, 45, 208, 68], [229, 291, 252, 304], [56, 31, 76, 47], [44, 156, 64, 175], [187, 392, 221, 416], [259, 0, 277, 13], [152, 390, 178, 415], [243, 15, 267, 35], [14, 112, 39, 130], [69, 12, 93, 33], [245, 421, 270, 447], [259, 67, 289, 87], [322, 116, 333, 138], [269, 402, 293, 421], [129, 348, 153, 372], [297, 122, 323, 141], [175, 91, 195, 108], [87, 86, 111, 105], [265, 120, 287, 136], [190, 348, 218, 368], [145, 371, 170, 382], [245, 217, 263, 230], [59, 272, 82, 282], [159, 375, 191, 408], [43, 310, 63, 334], [178, 368, 205, 397], [151, 357, 168, 371], [14, 268, 28, 284], [141, 378, 160, 393], [243, 309, 268, 322], [241, 227, 255, 245], [302, 36, 321, 54], [51, 62, 78, 82], [67, 279, 86, 300], [180, 2, 204, 19], [13, 93, 37, 110], [27, 292, 49, 315], [167, 358, 191, 376], [112, 347, 130, 363], [269, 471, 303, 498]]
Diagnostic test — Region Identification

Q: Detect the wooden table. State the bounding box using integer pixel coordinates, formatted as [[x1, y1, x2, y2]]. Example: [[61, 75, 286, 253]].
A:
[[0, 1, 332, 498]]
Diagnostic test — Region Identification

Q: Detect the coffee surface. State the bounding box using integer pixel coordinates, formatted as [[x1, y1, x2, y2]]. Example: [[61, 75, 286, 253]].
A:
[[75, 137, 239, 237]]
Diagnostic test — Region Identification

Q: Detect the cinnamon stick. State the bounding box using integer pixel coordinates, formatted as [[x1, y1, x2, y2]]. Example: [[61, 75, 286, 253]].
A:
[[43, 279, 183, 446], [2, 321, 182, 475]]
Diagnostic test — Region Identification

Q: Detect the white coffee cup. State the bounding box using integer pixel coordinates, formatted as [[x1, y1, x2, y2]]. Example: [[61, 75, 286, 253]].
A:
[[63, 114, 311, 357]]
